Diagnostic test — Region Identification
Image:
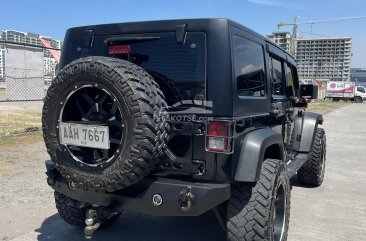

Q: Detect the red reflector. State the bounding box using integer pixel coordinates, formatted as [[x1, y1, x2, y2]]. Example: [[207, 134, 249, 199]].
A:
[[109, 45, 131, 55], [207, 121, 228, 137]]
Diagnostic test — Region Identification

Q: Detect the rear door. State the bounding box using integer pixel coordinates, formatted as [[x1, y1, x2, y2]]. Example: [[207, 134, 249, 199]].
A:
[[91, 32, 207, 107], [267, 43, 299, 147], [90, 32, 207, 160]]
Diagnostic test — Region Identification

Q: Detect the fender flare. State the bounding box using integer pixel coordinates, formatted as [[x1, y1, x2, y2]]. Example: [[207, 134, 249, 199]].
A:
[[292, 112, 323, 153], [234, 128, 284, 182]]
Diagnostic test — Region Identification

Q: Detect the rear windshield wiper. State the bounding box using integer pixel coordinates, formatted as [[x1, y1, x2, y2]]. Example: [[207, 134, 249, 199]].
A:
[[104, 36, 160, 46]]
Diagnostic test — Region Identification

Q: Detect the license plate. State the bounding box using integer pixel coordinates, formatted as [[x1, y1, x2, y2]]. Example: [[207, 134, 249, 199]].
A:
[[59, 123, 110, 149]]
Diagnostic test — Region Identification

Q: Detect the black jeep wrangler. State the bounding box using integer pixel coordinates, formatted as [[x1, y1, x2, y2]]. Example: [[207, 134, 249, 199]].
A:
[[43, 18, 326, 241]]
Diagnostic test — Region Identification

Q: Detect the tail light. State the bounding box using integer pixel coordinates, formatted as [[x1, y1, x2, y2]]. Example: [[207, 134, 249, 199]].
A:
[[205, 121, 230, 153], [109, 45, 131, 55]]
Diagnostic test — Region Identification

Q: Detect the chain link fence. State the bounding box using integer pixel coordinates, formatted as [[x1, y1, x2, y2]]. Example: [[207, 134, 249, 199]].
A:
[[0, 39, 59, 137], [0, 67, 48, 137]]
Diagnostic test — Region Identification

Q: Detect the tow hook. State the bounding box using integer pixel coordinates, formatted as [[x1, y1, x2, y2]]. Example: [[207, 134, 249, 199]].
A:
[[84, 208, 101, 239], [45, 167, 58, 187], [178, 187, 194, 212]]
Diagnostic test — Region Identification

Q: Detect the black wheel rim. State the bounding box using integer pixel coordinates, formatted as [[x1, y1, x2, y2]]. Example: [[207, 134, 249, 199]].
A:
[[60, 85, 124, 167], [319, 136, 326, 175], [273, 182, 286, 241]]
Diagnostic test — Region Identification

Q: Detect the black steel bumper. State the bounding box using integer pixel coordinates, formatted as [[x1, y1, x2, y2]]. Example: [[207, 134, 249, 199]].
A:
[[45, 160, 230, 216]]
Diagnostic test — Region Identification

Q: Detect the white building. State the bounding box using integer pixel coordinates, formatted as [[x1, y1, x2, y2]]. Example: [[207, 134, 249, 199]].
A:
[[0, 31, 5, 79], [1, 30, 42, 46], [267, 31, 295, 55], [44, 57, 58, 77], [267, 31, 352, 81], [40, 36, 62, 59], [296, 37, 352, 81], [0, 49, 5, 79], [0, 30, 61, 77]]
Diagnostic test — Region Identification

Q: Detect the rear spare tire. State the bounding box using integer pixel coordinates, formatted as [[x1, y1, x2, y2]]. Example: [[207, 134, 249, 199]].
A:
[[43, 57, 168, 192]]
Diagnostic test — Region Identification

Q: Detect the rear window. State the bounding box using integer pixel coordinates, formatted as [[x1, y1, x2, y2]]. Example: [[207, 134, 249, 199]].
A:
[[94, 32, 206, 105], [232, 35, 266, 97]]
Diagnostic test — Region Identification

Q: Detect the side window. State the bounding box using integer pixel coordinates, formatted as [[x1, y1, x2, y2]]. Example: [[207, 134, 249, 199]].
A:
[[271, 57, 284, 96], [233, 35, 266, 97], [285, 63, 298, 97], [357, 87, 365, 93]]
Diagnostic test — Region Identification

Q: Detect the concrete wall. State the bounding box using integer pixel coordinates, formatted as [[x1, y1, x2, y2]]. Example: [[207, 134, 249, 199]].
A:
[[5, 44, 44, 101]]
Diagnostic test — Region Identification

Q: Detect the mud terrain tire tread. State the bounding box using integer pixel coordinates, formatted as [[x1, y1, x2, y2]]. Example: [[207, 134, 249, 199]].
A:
[[55, 191, 86, 227], [226, 159, 291, 241], [297, 128, 326, 187], [54, 191, 120, 228]]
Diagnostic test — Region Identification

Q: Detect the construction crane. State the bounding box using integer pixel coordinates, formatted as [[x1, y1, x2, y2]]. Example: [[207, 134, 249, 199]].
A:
[[278, 16, 366, 39]]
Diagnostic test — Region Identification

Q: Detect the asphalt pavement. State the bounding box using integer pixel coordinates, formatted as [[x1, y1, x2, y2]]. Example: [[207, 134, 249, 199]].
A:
[[10, 103, 366, 241]]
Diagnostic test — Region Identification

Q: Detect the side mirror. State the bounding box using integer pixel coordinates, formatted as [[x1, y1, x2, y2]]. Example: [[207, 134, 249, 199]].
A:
[[300, 84, 318, 99], [294, 97, 309, 108]]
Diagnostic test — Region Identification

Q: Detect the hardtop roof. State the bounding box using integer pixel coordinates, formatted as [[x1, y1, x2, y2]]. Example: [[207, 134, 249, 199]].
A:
[[66, 18, 295, 63], [68, 18, 262, 38]]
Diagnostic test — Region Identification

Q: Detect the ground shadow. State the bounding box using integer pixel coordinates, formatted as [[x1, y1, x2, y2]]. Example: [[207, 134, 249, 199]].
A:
[[290, 174, 316, 188], [35, 210, 225, 241]]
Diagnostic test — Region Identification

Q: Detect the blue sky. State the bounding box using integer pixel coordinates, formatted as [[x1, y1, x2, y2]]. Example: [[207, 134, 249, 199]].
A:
[[1, 0, 366, 67]]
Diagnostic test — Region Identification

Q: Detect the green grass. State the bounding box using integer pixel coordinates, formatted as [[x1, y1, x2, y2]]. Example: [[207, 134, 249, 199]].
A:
[[0, 105, 42, 136], [0, 102, 44, 147], [306, 100, 351, 115]]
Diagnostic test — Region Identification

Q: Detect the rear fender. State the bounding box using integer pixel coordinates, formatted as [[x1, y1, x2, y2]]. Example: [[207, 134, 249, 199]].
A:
[[292, 112, 323, 153], [234, 129, 284, 182]]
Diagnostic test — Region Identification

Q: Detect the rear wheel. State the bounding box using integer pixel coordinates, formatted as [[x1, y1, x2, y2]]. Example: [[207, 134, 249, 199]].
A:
[[226, 159, 291, 241], [297, 128, 326, 186]]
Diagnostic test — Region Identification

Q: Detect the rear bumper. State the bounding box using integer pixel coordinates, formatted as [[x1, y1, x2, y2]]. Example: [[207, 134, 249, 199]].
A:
[[45, 160, 230, 216]]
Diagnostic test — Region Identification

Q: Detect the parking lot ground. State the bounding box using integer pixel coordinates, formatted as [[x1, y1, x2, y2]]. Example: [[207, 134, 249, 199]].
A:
[[288, 103, 366, 241], [2, 103, 366, 241]]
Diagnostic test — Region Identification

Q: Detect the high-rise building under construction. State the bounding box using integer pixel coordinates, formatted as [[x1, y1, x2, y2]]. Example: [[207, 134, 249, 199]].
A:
[[296, 37, 352, 81], [267, 32, 352, 81], [266, 31, 292, 53]]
